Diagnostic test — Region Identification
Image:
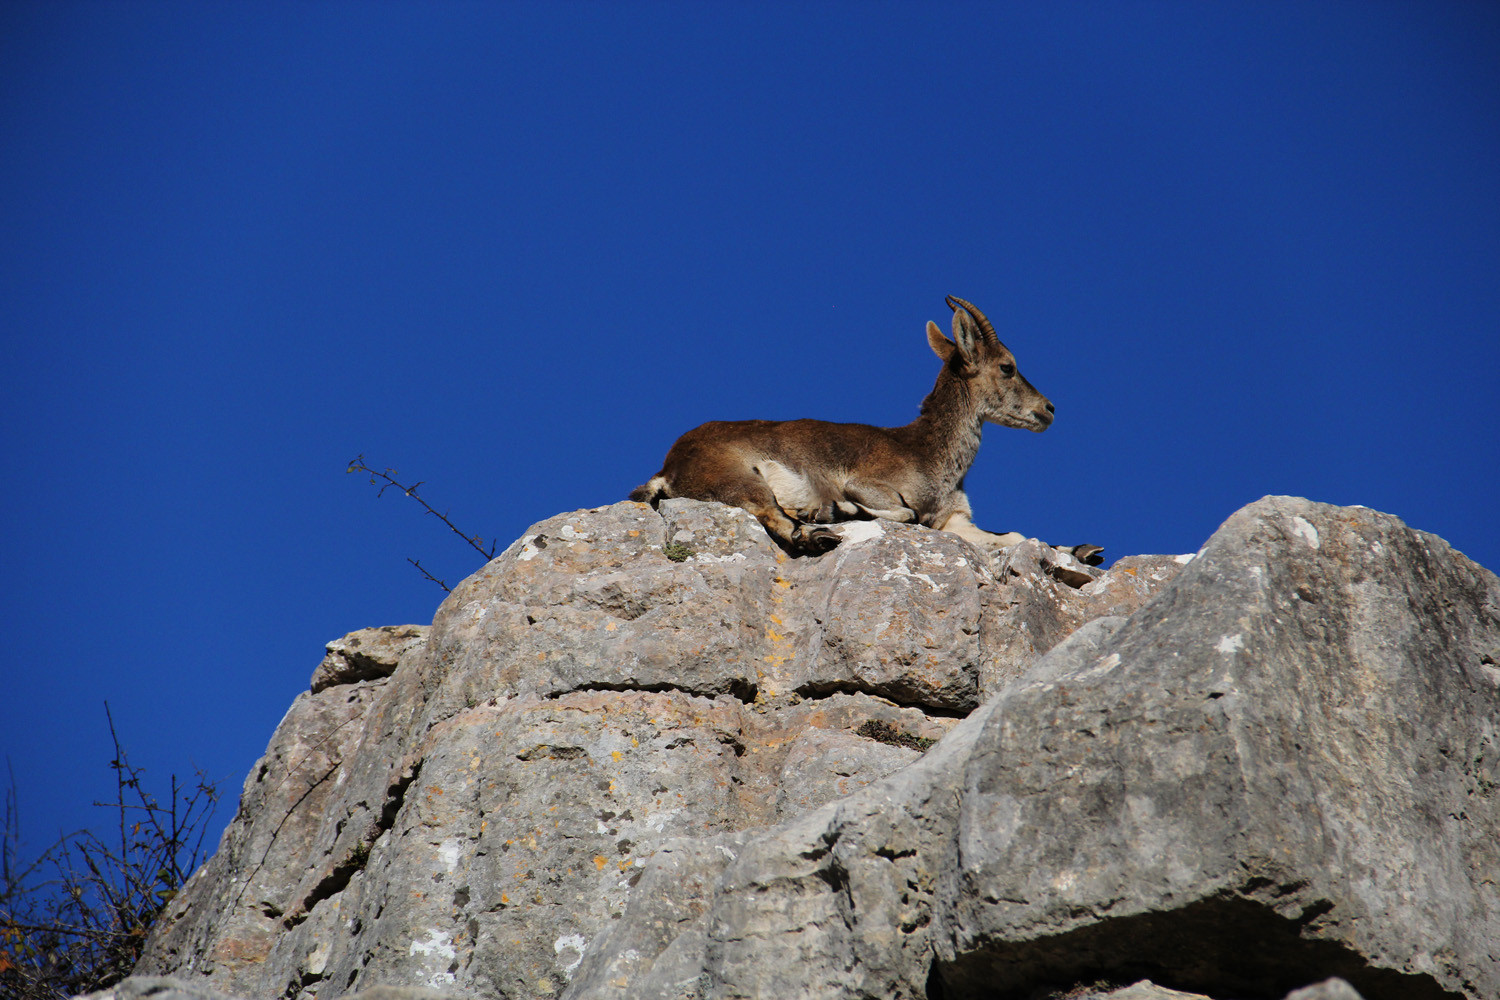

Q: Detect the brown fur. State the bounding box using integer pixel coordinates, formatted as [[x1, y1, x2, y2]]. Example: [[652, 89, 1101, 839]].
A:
[[631, 296, 1099, 562]]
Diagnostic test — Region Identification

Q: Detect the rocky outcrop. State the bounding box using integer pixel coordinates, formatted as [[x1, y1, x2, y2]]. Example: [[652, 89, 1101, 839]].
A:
[[126, 497, 1499, 1000]]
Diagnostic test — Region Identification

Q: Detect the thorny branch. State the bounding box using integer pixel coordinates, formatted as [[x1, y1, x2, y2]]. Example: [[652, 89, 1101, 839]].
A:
[[347, 455, 496, 593], [407, 559, 451, 594]]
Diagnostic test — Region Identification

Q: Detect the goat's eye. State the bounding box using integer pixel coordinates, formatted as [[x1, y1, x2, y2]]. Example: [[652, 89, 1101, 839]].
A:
[[999, 364, 1015, 377]]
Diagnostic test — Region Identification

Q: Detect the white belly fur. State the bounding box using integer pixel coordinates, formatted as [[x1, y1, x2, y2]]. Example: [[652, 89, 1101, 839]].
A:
[[756, 460, 820, 511]]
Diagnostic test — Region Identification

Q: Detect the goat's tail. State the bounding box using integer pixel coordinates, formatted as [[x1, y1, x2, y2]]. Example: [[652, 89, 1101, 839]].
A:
[[629, 475, 670, 505]]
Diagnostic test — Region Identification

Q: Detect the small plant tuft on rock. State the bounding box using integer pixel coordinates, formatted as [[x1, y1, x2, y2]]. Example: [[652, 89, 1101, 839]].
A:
[[662, 542, 694, 562], [855, 719, 937, 752]]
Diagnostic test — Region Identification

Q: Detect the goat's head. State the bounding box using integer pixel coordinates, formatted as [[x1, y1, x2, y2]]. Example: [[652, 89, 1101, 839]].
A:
[[926, 296, 1054, 432]]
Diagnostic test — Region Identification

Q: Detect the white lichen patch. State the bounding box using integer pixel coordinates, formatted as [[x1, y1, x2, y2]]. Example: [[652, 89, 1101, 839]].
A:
[[1215, 633, 1244, 655], [691, 551, 748, 564], [559, 524, 592, 541], [1081, 653, 1121, 679], [555, 933, 588, 979], [1174, 553, 1195, 564], [516, 535, 542, 561], [1290, 516, 1321, 549], [409, 928, 457, 986], [646, 805, 684, 833], [836, 521, 885, 545], [881, 551, 940, 591], [438, 840, 460, 872]]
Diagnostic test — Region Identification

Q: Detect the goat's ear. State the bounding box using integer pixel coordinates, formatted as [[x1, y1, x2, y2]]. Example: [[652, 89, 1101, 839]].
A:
[[950, 307, 983, 363], [927, 321, 956, 362]]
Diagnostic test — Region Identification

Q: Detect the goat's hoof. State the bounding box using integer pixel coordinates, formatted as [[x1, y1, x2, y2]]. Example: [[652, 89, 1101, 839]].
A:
[[797, 526, 841, 555], [1069, 543, 1105, 566]]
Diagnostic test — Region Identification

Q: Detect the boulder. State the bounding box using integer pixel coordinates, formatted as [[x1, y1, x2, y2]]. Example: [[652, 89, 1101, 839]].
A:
[[311, 625, 430, 693], [126, 497, 1497, 1000]]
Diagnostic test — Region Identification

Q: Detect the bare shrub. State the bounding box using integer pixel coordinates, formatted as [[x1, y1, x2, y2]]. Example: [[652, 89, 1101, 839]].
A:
[[0, 706, 218, 999]]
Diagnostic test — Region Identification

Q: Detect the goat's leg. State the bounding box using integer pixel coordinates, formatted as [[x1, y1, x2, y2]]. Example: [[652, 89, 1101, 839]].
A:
[[717, 477, 840, 555], [931, 492, 1102, 563], [936, 511, 1027, 548], [787, 499, 840, 524], [928, 492, 1022, 548], [944, 511, 1105, 561], [840, 479, 918, 523], [940, 513, 1104, 564]]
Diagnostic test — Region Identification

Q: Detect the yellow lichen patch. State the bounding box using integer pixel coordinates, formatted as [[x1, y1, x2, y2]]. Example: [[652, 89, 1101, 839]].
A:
[[762, 574, 796, 675], [593, 855, 609, 871], [605, 621, 618, 631], [611, 750, 623, 761]]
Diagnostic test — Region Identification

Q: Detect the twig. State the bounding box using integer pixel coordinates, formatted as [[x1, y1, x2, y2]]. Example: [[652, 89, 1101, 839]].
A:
[[407, 559, 451, 594], [347, 455, 496, 561]]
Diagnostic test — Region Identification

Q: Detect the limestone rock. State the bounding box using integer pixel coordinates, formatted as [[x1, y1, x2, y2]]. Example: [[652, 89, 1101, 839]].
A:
[[1056, 978, 1368, 1000], [139, 500, 1158, 1000], [581, 497, 1494, 1000], [312, 625, 430, 692], [936, 497, 1498, 999], [1284, 980, 1368, 1000], [981, 540, 1190, 694], [125, 497, 1497, 1000], [1082, 983, 1214, 1000], [77, 975, 452, 1000]]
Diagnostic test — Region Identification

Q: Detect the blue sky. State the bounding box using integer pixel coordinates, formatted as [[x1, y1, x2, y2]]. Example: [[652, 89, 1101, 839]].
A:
[[3, 3, 1498, 858]]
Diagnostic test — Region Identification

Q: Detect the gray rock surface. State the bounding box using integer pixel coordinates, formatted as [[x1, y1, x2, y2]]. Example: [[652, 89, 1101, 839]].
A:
[[123, 497, 1497, 1000], [78, 974, 451, 1000], [1283, 979, 1368, 1000], [311, 625, 430, 693]]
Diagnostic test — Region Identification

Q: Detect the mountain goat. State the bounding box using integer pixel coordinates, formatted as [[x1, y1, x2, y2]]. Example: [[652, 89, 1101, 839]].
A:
[[630, 296, 1101, 563]]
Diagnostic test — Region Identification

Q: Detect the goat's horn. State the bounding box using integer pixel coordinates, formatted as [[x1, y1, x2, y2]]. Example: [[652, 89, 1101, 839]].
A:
[[945, 295, 1000, 345]]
